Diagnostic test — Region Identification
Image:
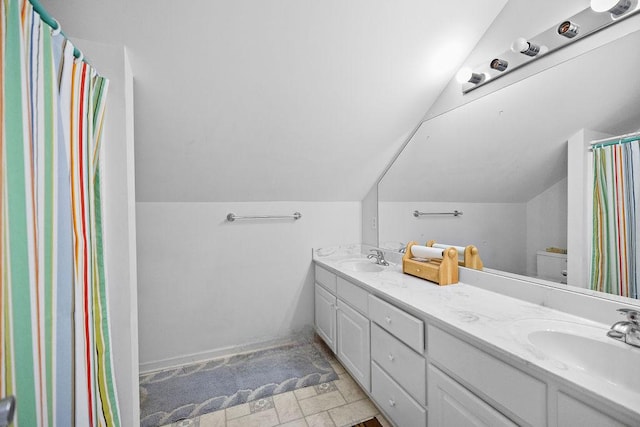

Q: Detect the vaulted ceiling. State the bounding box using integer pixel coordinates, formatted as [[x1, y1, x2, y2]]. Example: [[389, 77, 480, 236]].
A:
[[44, 0, 508, 201]]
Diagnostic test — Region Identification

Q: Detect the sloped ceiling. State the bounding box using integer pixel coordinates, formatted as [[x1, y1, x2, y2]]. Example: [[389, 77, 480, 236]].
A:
[[379, 29, 640, 203], [43, 0, 508, 202]]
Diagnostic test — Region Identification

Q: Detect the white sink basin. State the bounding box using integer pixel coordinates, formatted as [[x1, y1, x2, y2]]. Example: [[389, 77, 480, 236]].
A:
[[512, 319, 640, 391], [338, 259, 385, 273]]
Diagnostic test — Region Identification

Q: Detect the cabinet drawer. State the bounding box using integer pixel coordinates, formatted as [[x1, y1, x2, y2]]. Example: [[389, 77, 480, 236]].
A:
[[369, 295, 424, 353], [371, 361, 426, 427], [371, 323, 425, 405], [315, 265, 337, 293], [428, 325, 546, 427], [337, 277, 368, 315]]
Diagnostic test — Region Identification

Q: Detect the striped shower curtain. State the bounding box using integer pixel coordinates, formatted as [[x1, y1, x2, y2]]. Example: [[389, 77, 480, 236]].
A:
[[591, 138, 640, 299], [1, 0, 121, 425]]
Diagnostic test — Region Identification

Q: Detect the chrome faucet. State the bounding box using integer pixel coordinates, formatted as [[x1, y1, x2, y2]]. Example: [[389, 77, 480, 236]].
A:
[[367, 249, 389, 266], [607, 308, 640, 348], [0, 396, 15, 427]]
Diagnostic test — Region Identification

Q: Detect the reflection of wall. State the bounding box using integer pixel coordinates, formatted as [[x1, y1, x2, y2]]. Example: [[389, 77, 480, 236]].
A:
[[378, 202, 526, 274], [525, 178, 568, 276]]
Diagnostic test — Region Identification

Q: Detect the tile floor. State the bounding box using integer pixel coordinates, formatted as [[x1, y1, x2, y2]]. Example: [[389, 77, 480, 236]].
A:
[[159, 357, 391, 427]]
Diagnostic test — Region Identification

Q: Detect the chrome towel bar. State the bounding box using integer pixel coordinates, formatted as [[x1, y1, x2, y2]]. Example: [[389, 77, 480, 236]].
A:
[[413, 210, 463, 217], [226, 212, 302, 222]]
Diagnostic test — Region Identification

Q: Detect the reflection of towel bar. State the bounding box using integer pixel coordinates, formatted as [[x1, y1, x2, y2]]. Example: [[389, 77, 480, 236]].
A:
[[226, 212, 302, 222], [413, 210, 463, 217]]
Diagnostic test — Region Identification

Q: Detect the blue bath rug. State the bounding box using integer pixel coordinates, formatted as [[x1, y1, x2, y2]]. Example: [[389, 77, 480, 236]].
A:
[[140, 340, 338, 426]]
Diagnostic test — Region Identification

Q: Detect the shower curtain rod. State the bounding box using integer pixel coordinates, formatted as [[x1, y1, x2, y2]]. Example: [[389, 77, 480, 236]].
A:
[[28, 0, 83, 60], [590, 130, 640, 148]]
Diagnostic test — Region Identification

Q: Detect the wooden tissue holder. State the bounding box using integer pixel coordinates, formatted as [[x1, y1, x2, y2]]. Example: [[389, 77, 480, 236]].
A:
[[426, 240, 484, 270], [402, 241, 459, 286]]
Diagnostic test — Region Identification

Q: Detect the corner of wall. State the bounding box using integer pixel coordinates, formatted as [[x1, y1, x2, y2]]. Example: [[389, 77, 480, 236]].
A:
[[361, 185, 378, 246], [123, 46, 141, 426]]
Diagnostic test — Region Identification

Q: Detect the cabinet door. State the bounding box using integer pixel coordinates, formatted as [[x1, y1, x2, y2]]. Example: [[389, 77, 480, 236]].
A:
[[315, 284, 336, 352], [428, 365, 517, 427], [336, 299, 371, 390]]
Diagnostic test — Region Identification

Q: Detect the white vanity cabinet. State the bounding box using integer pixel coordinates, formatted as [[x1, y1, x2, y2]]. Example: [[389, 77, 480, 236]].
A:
[[427, 324, 638, 427], [315, 253, 640, 427], [428, 325, 546, 427], [314, 264, 429, 416]]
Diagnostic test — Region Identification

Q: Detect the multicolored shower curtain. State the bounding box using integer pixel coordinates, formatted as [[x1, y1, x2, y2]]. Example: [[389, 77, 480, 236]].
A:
[[1, 0, 121, 425], [591, 137, 640, 299]]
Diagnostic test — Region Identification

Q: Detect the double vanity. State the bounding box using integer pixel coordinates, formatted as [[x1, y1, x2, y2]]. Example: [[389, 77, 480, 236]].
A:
[[313, 245, 640, 427]]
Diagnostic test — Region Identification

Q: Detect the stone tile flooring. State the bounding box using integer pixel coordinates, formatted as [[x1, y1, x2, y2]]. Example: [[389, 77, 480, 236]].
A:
[[159, 357, 392, 427]]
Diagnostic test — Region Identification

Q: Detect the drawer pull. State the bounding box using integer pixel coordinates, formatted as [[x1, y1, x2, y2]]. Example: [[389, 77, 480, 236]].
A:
[[388, 353, 395, 362], [388, 399, 396, 407], [385, 316, 392, 324]]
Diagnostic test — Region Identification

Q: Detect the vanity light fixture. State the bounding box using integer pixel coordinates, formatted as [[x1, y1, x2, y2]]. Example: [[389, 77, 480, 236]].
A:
[[458, 2, 640, 93], [590, 0, 633, 16], [455, 68, 484, 85], [490, 58, 509, 72], [558, 20, 580, 38], [511, 37, 541, 56]]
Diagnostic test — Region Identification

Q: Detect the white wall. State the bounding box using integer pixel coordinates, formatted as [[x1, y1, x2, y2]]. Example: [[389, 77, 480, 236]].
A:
[[378, 201, 526, 274], [136, 201, 360, 371], [73, 40, 140, 426], [525, 177, 568, 276]]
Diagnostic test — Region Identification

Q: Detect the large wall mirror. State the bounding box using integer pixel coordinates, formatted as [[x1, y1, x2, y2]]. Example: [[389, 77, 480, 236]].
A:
[[378, 29, 640, 302]]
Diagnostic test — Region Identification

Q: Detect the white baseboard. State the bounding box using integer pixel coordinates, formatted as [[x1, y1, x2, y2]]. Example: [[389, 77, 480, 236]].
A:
[[139, 329, 314, 374]]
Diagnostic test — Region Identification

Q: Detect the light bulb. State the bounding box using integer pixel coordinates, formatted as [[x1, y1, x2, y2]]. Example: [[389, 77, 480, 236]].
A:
[[511, 37, 529, 53], [590, 0, 632, 15], [511, 37, 541, 56], [455, 68, 483, 85], [455, 68, 473, 84]]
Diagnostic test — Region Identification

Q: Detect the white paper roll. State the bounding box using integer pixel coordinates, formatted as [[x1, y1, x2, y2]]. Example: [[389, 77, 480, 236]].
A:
[[433, 243, 465, 260], [433, 243, 466, 253], [411, 245, 444, 259]]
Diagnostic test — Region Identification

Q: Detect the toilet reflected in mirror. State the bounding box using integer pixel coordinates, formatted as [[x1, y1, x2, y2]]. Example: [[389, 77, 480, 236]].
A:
[[536, 251, 567, 284]]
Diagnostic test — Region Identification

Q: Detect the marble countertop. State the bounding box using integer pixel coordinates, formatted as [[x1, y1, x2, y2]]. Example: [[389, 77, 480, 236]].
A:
[[313, 244, 640, 420]]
